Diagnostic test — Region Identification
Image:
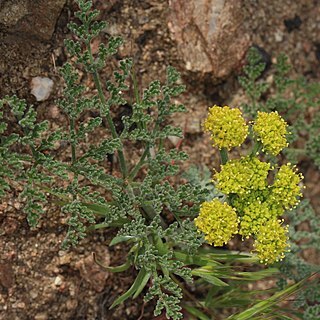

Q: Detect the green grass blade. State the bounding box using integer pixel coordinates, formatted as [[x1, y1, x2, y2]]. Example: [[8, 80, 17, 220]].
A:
[[109, 268, 148, 309], [110, 235, 135, 246], [192, 268, 229, 287], [93, 252, 131, 272], [183, 304, 211, 320], [227, 277, 309, 320], [132, 271, 151, 299]]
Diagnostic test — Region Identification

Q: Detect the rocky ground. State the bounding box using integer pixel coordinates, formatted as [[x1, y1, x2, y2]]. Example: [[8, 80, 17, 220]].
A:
[[0, 0, 319, 319]]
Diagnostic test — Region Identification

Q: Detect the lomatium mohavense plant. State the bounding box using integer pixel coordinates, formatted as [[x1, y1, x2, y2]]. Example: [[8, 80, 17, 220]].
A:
[[0, 1, 310, 319]]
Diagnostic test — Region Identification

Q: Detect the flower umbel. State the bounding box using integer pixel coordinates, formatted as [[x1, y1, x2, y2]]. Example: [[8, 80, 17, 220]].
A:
[[253, 111, 288, 155], [204, 105, 248, 150], [271, 163, 303, 209], [201, 105, 304, 264], [253, 219, 289, 264], [214, 156, 271, 195], [195, 199, 238, 246]]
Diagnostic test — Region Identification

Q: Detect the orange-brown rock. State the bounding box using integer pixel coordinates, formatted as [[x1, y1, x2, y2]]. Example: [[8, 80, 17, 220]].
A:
[[168, 0, 251, 80]]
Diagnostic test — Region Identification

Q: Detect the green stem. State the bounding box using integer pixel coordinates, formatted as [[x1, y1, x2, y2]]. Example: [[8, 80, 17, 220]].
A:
[[87, 220, 129, 230], [219, 148, 228, 165], [86, 41, 128, 178], [128, 146, 149, 181], [141, 205, 167, 228], [70, 118, 77, 164], [129, 115, 164, 180], [130, 63, 152, 174], [250, 141, 262, 156], [70, 117, 78, 199]]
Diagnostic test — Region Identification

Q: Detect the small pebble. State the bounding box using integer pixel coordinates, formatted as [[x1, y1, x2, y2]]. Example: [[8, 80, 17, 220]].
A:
[[54, 276, 63, 286], [275, 30, 284, 42], [35, 312, 48, 320], [12, 301, 26, 309], [31, 77, 54, 101], [168, 135, 180, 146]]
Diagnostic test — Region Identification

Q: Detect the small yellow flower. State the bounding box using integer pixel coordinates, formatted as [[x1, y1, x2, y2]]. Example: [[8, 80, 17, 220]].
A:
[[253, 111, 288, 155], [239, 200, 284, 238], [214, 156, 271, 195], [204, 105, 248, 150], [271, 163, 303, 210], [232, 189, 271, 211], [253, 219, 289, 264], [195, 199, 238, 246], [232, 190, 285, 238]]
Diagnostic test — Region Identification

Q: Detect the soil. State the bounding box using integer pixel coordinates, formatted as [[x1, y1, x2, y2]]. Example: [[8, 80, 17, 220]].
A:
[[0, 0, 319, 319]]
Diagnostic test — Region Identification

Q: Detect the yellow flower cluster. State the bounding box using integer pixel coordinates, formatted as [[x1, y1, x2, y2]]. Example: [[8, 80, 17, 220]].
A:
[[232, 164, 301, 261], [253, 111, 288, 155], [253, 219, 289, 264], [239, 200, 283, 238], [271, 164, 304, 209], [194, 199, 238, 246], [204, 105, 248, 150], [214, 156, 270, 195], [196, 106, 303, 264]]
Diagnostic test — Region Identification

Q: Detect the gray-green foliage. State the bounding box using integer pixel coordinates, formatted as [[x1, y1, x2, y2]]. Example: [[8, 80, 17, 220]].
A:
[[278, 200, 320, 319], [0, 1, 207, 319], [0, 95, 65, 227], [239, 47, 320, 167]]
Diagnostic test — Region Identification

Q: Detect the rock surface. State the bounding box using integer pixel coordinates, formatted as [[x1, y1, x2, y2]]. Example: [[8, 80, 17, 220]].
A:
[[0, 0, 66, 41], [168, 0, 251, 80]]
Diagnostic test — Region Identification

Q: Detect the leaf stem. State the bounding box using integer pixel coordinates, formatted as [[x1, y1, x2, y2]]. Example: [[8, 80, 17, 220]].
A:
[[128, 118, 162, 180], [128, 62, 152, 178], [250, 141, 262, 157], [128, 146, 149, 181], [70, 118, 77, 164], [220, 148, 229, 165], [86, 41, 128, 178], [70, 117, 78, 198]]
